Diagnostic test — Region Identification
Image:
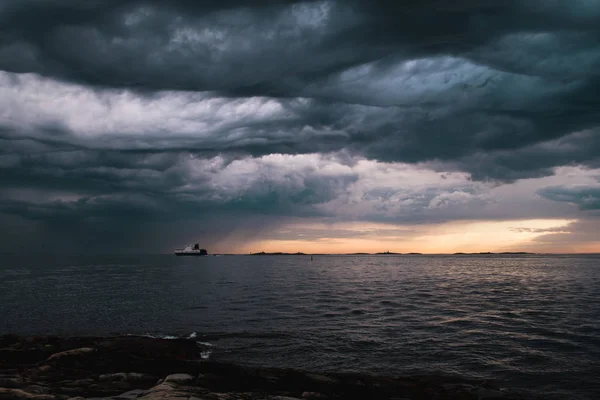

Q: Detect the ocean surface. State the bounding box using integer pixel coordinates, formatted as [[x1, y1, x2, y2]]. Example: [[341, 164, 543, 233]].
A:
[[1, 254, 599, 399]]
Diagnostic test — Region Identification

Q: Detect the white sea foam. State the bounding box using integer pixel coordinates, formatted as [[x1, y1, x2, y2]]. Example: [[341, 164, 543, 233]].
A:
[[139, 333, 179, 339]]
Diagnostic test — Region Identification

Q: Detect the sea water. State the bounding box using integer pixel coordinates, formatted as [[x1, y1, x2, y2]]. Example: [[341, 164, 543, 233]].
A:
[[1, 254, 599, 399]]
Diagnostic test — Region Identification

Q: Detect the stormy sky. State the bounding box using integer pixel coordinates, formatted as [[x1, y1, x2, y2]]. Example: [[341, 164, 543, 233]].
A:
[[1, 0, 599, 253]]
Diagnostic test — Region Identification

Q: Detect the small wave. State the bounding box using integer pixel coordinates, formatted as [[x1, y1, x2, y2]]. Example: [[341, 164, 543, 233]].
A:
[[125, 333, 181, 340], [200, 349, 211, 360], [199, 331, 293, 341]]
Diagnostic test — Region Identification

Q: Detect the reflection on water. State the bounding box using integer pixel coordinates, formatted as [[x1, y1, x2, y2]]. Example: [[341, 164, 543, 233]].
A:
[[1, 254, 599, 399]]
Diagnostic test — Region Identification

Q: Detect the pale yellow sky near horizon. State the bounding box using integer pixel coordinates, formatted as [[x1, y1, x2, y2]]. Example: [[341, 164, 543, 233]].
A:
[[224, 218, 600, 254]]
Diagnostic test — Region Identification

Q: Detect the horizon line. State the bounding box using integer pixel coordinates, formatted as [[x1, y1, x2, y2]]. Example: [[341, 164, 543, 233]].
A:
[[2, 251, 599, 256]]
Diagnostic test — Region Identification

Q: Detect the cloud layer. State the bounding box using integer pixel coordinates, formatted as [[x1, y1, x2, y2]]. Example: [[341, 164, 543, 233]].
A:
[[1, 0, 599, 252]]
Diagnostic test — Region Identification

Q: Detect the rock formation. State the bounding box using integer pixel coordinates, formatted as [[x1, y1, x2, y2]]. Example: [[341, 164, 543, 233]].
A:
[[0, 335, 540, 400]]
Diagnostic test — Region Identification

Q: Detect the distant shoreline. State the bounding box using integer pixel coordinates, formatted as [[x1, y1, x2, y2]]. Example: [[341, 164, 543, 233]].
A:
[[245, 251, 536, 256], [5, 252, 600, 256]]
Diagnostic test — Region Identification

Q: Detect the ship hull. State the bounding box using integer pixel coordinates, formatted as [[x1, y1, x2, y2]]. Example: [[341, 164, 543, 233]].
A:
[[174, 243, 207, 256]]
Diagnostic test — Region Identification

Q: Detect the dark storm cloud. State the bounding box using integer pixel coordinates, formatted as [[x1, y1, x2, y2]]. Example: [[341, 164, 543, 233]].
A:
[[0, 146, 358, 251], [537, 185, 600, 211], [1, 0, 600, 180], [0, 146, 359, 222], [452, 128, 600, 181], [0, 209, 287, 254], [2, 0, 600, 252]]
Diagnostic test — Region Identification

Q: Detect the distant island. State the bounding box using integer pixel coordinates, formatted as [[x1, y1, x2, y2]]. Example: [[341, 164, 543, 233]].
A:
[[250, 251, 307, 256], [246, 251, 534, 256], [454, 252, 534, 255]]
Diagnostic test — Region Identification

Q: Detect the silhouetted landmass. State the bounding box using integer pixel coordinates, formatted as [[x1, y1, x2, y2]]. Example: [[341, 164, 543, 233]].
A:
[[454, 252, 535, 255], [246, 251, 536, 256], [250, 252, 306, 255]]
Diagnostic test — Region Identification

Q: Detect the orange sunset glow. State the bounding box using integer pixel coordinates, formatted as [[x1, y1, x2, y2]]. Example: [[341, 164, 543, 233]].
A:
[[233, 218, 598, 254]]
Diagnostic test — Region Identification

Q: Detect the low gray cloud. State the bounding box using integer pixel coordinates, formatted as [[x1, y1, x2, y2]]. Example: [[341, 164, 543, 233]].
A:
[[509, 226, 570, 234], [526, 219, 600, 253], [537, 185, 600, 210]]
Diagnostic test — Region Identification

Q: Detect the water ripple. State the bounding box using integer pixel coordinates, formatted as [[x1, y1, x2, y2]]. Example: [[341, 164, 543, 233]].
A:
[[1, 254, 600, 399]]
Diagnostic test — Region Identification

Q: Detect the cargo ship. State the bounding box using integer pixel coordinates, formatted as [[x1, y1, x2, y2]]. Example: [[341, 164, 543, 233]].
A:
[[174, 243, 208, 256]]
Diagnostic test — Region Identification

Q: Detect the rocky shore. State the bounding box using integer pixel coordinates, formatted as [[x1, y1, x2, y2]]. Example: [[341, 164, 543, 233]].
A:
[[0, 335, 540, 400]]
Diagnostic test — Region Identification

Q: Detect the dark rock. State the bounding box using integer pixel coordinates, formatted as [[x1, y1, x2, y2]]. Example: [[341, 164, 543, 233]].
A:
[[58, 379, 95, 387], [0, 335, 542, 400], [112, 389, 146, 400], [20, 387, 49, 395], [163, 374, 194, 384], [136, 382, 191, 400], [0, 349, 47, 365], [94, 337, 198, 361], [0, 374, 23, 388], [0, 388, 55, 400], [48, 348, 95, 362], [301, 392, 327, 399], [305, 374, 338, 385], [97, 373, 156, 383], [0, 335, 20, 348]]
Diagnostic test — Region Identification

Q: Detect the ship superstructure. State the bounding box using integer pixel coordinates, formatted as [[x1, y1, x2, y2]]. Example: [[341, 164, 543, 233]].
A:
[[174, 243, 208, 256]]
